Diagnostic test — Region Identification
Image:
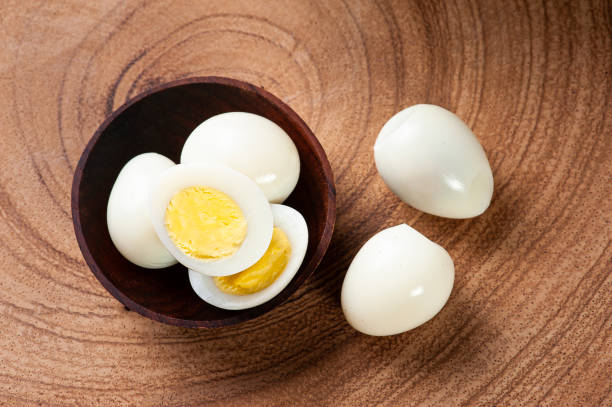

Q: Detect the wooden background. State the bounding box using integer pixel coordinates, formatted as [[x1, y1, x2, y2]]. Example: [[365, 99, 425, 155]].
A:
[[1, 0, 610, 405]]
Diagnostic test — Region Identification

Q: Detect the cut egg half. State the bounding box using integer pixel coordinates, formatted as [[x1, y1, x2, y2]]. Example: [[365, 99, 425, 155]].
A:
[[189, 204, 308, 310], [150, 162, 273, 277]]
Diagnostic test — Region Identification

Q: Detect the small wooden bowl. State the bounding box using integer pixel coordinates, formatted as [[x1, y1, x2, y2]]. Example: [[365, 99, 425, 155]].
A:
[[71, 77, 336, 328]]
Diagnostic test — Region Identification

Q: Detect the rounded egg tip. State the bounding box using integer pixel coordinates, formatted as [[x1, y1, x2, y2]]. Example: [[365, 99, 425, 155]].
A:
[[149, 161, 274, 277], [189, 204, 308, 310]]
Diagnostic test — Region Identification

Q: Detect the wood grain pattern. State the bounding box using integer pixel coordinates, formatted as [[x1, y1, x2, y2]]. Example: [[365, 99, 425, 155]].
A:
[[1, 0, 610, 405]]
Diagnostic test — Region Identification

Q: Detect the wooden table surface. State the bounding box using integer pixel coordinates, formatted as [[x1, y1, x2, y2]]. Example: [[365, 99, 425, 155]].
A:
[[1, 1, 610, 405]]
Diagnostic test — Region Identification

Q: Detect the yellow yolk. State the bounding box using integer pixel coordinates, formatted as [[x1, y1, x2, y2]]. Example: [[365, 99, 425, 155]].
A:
[[214, 227, 291, 295], [165, 186, 247, 260]]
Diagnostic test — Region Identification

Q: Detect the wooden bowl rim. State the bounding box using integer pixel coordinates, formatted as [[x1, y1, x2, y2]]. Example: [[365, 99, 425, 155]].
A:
[[71, 76, 336, 328]]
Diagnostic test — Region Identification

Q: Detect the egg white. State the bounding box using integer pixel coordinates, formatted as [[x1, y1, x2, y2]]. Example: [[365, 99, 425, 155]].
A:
[[149, 162, 273, 277], [188, 204, 308, 310], [181, 112, 300, 204]]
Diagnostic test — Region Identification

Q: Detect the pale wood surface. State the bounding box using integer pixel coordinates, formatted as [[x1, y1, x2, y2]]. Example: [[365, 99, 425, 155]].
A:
[[1, 0, 611, 405]]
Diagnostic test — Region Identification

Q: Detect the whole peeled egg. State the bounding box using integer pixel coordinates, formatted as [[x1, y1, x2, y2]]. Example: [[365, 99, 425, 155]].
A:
[[181, 112, 300, 204], [341, 224, 454, 336], [374, 104, 494, 218], [107, 153, 178, 269]]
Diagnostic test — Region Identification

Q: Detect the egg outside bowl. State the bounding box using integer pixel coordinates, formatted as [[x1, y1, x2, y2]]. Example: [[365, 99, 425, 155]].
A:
[[71, 77, 336, 328]]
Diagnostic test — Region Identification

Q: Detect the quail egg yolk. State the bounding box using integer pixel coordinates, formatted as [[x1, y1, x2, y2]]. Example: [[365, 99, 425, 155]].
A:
[[214, 227, 291, 295], [165, 186, 247, 260]]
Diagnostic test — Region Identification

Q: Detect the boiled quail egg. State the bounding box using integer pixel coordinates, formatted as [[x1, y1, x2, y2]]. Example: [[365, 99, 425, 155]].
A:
[[374, 104, 494, 218], [149, 162, 273, 277], [189, 204, 308, 310], [341, 224, 454, 336], [181, 112, 300, 203], [106, 153, 178, 269]]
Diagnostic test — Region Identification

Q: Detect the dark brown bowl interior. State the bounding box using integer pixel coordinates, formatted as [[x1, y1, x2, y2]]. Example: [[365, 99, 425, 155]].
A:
[[72, 77, 335, 328]]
